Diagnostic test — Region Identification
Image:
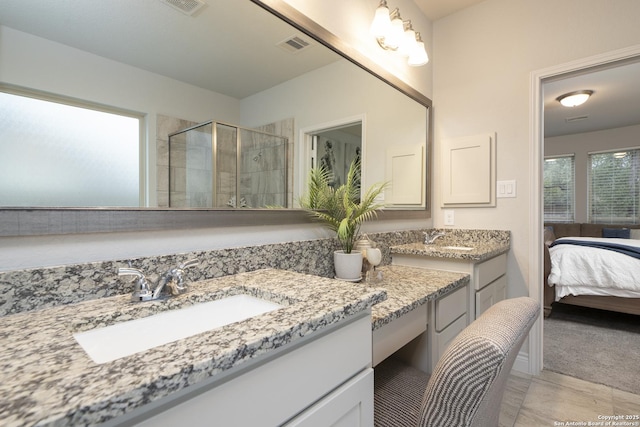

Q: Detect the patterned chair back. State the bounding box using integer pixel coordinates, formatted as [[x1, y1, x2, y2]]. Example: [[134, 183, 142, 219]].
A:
[[419, 297, 539, 427]]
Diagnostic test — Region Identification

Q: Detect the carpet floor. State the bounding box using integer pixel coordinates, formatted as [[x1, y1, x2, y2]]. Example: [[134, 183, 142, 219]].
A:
[[544, 303, 640, 395]]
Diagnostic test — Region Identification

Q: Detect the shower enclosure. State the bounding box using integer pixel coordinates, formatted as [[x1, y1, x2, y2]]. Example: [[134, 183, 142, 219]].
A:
[[168, 121, 288, 208]]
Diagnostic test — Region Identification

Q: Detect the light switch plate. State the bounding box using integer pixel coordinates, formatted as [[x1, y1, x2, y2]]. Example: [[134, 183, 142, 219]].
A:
[[497, 180, 516, 198], [444, 209, 455, 225]]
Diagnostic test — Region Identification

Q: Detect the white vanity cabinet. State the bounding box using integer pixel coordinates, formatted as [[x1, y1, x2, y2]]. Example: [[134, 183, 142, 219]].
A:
[[431, 284, 468, 370], [119, 314, 373, 427], [392, 252, 507, 322], [383, 284, 469, 374], [470, 253, 507, 318]]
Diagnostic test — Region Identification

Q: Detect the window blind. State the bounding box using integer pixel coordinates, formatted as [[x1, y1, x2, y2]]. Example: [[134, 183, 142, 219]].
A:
[[589, 149, 640, 224]]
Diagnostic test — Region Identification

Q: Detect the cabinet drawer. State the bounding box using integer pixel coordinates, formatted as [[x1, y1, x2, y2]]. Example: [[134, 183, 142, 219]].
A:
[[475, 275, 507, 317], [372, 303, 427, 366], [434, 314, 467, 365], [435, 285, 467, 332], [475, 253, 507, 290]]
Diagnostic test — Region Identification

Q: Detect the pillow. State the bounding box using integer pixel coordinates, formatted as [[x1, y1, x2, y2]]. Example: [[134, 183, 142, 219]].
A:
[[631, 229, 640, 240], [602, 228, 630, 238], [543, 226, 556, 246]]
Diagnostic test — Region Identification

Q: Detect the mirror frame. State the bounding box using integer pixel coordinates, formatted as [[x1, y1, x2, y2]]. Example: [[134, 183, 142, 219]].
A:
[[0, 0, 432, 237]]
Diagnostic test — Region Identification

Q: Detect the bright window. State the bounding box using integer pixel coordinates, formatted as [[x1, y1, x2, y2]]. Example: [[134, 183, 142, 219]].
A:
[[589, 149, 640, 224], [0, 88, 142, 207], [544, 155, 575, 223]]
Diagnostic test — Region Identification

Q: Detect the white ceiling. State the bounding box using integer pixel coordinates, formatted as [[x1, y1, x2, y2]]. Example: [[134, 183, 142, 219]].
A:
[[2, 0, 639, 138], [0, 0, 340, 99], [413, 0, 487, 21], [543, 60, 640, 138]]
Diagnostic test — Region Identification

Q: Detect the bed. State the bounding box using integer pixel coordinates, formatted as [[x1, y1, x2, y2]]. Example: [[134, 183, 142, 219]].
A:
[[543, 223, 640, 317]]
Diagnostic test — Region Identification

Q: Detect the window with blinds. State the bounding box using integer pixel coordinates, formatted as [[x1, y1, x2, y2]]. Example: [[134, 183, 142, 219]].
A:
[[544, 155, 575, 223], [589, 149, 640, 224]]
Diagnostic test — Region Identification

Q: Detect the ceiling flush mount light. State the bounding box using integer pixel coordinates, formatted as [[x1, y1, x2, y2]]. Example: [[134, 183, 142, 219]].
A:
[[556, 90, 594, 107], [370, 0, 429, 67]]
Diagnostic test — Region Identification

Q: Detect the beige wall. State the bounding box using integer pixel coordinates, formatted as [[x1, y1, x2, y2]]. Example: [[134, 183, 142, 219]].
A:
[[545, 124, 640, 223], [432, 0, 640, 298]]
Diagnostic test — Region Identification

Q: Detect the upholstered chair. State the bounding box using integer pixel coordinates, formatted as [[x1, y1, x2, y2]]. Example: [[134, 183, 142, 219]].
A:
[[374, 297, 539, 427]]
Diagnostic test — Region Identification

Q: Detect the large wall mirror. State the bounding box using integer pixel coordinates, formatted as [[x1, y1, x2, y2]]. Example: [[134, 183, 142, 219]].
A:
[[0, 0, 431, 236]]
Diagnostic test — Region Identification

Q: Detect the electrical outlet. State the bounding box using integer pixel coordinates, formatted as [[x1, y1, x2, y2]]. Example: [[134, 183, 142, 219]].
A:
[[444, 209, 455, 226]]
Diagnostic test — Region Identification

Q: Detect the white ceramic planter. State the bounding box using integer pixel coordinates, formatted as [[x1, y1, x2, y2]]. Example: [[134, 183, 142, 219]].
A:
[[333, 250, 363, 281]]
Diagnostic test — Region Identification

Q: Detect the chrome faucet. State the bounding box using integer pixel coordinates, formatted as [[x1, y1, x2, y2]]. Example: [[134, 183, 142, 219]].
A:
[[118, 267, 154, 302], [423, 230, 446, 245], [117, 259, 199, 302], [152, 259, 200, 299]]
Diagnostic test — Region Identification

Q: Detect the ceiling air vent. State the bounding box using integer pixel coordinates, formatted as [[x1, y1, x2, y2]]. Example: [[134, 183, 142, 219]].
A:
[[565, 115, 589, 123], [160, 0, 206, 16], [277, 35, 312, 54]]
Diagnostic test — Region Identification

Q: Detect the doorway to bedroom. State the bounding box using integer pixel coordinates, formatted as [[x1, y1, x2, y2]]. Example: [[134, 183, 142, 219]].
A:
[[540, 53, 640, 396]]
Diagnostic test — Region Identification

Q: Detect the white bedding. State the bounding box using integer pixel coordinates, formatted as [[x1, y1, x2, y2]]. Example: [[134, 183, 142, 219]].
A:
[[548, 237, 640, 300]]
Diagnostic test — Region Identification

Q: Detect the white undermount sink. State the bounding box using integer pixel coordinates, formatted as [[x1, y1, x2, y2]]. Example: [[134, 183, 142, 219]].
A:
[[440, 246, 474, 251], [73, 294, 284, 364]]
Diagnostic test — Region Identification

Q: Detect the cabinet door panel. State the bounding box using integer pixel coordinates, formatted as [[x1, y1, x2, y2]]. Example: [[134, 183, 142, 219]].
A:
[[475, 283, 495, 317], [475, 275, 507, 317], [285, 369, 373, 427], [435, 285, 467, 331], [433, 314, 467, 368], [475, 253, 507, 290], [493, 275, 507, 303]]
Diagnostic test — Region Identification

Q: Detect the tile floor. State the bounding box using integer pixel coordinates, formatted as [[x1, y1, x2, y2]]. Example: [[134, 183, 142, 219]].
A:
[[500, 370, 640, 427]]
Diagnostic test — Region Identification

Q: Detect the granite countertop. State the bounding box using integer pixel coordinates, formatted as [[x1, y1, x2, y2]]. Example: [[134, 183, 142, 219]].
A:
[[0, 269, 386, 427], [369, 265, 470, 330], [390, 238, 509, 262]]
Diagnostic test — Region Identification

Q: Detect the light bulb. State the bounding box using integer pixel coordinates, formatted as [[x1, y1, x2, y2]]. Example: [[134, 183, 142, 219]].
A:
[[384, 11, 404, 49], [370, 2, 391, 38], [408, 33, 429, 66], [398, 25, 417, 57]]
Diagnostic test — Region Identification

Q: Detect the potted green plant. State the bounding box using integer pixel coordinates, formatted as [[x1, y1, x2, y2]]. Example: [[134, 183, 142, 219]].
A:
[[299, 159, 388, 280]]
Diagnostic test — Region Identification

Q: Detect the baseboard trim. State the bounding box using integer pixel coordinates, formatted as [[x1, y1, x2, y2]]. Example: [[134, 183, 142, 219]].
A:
[[512, 352, 530, 374]]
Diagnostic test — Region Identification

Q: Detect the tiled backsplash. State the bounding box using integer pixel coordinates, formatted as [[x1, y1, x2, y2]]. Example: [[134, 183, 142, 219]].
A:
[[0, 228, 510, 317]]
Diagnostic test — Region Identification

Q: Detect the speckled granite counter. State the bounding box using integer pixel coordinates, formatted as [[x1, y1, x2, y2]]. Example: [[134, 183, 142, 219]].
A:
[[390, 229, 510, 262], [0, 269, 386, 427], [370, 265, 470, 330]]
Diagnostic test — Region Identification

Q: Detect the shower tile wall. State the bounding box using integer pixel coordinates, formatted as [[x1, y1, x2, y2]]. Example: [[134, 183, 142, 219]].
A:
[[215, 124, 237, 207], [156, 115, 198, 207], [256, 118, 294, 208], [157, 115, 294, 208], [240, 130, 285, 208], [184, 124, 213, 207]]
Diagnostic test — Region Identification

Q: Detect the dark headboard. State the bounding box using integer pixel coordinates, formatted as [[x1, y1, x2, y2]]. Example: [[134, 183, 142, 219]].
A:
[[544, 223, 640, 239]]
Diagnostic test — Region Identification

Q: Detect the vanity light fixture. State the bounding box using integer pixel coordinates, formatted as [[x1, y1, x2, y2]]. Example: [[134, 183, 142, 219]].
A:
[[370, 0, 429, 67], [556, 90, 593, 107]]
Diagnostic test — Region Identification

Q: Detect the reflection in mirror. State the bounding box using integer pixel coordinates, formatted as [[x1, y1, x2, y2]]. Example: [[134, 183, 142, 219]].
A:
[[168, 121, 289, 208], [0, 0, 432, 236], [0, 88, 143, 207], [312, 123, 362, 193]]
